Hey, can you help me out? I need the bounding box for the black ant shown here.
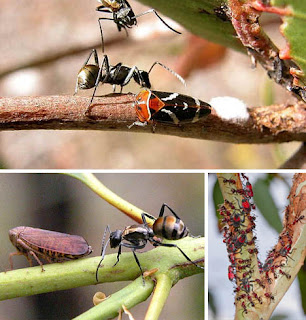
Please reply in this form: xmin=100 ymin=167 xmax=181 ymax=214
xmin=95 ymin=203 xmax=204 ymax=283
xmin=74 ymin=49 xmax=185 ymax=106
xmin=96 ymin=0 xmax=181 ymax=51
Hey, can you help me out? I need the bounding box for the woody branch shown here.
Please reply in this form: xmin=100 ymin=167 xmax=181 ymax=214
xmin=0 ymin=95 xmax=305 ymax=143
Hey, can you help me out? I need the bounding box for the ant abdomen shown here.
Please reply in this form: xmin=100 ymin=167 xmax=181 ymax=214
xmin=153 ymin=215 xmax=189 ymax=240
xmin=77 ymin=65 xmax=99 ymax=90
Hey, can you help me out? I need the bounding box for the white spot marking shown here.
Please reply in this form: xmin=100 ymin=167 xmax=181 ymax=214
xmin=209 ymin=96 xmax=249 ymax=122
xmin=161 ymin=109 xmax=179 ymax=124
xmin=194 ymin=98 xmax=200 ymax=106
xmin=183 ymin=102 xmax=188 ymax=110
xmin=161 ymin=93 xmax=179 ymax=101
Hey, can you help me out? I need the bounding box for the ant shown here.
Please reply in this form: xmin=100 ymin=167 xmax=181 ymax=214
xmin=75 ymin=49 xmax=185 ymax=107
xmin=96 ymin=0 xmax=181 ymax=51
xmin=95 ymin=203 xmax=204 ymax=283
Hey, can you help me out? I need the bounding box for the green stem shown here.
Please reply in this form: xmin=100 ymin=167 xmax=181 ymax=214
xmin=145 ymin=273 xmax=173 ymax=320
xmin=0 ymin=237 xmax=204 ymax=301
xmin=64 ymin=173 xmax=155 ymax=225
xmin=74 ymin=277 xmax=155 ymax=320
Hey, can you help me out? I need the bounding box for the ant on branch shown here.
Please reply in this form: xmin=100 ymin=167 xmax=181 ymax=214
xmin=74 ymin=49 xmax=185 ymax=107
xmin=95 ymin=203 xmax=204 ymax=283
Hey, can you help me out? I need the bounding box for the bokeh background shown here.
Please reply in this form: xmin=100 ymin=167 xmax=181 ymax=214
xmin=0 ymin=172 xmax=204 ymax=320
xmin=0 ymin=0 xmax=301 ymax=169
xmin=208 ymin=173 xmax=305 ymax=320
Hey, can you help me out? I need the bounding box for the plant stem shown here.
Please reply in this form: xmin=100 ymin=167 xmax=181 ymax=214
xmin=65 ymin=173 xmax=153 ymax=224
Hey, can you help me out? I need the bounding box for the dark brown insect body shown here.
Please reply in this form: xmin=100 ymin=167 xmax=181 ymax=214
xmin=9 ymin=226 xmax=92 ymax=271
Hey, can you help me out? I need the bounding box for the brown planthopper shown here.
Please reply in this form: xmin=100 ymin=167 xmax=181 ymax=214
xmin=9 ymin=226 xmax=92 ymax=271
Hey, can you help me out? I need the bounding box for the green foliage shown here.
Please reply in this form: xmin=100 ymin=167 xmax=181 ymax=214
xmin=253 ymin=176 xmax=283 ymax=233
xmin=137 ymin=0 xmax=243 ymax=51
xmin=272 ymin=0 xmax=306 ymax=83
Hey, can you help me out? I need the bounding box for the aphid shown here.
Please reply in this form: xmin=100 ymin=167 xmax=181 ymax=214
xmin=228 ymin=265 xmax=236 ymax=281
xmin=129 ymin=89 xmax=211 ymax=128
xmin=96 ymin=0 xmax=181 ymax=51
xmin=248 ymin=248 xmax=258 ymax=255
xmin=9 ymin=226 xmax=92 ymax=271
xmin=279 ymin=269 xmax=291 ymax=279
xmin=225 ymin=200 xmax=236 ymax=210
xmin=241 ymin=301 xmax=248 ymax=315
xmin=254 ymin=278 xmax=265 ymax=289
xmin=230 ymin=211 xmax=245 ymax=229
xmin=219 ymin=177 xmax=236 ymax=185
xmin=247 ymin=295 xmax=255 ymax=307
xmin=252 ymin=292 xmax=262 ymax=304
xmin=75 ymin=49 xmax=185 ymax=106
xmin=245 ymin=182 xmax=254 ymax=198
xmin=95 ymin=203 xmax=204 ymax=282
xmin=264 ymin=292 xmax=275 ymax=302
xmin=291 ymin=215 xmax=305 ymax=226
xmin=231 ymin=188 xmax=247 ymax=197
xmin=237 ymin=293 xmax=246 ymax=301
xmin=239 ymin=275 xmax=253 ymax=293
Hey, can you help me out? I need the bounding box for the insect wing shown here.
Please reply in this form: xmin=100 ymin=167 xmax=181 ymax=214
xmin=20 ymin=227 xmax=91 ymax=257
xmin=150 ymin=91 xmax=211 ymax=124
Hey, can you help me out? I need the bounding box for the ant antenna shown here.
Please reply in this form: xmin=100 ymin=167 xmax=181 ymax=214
xmin=148 ymin=62 xmax=186 ymax=87
xmin=135 ymin=9 xmax=181 ymax=34
xmin=96 ymin=225 xmax=111 ymax=282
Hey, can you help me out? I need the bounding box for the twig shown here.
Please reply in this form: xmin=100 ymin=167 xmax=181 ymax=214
xmin=279 ymin=143 xmax=306 ymax=169
xmin=0 ymin=95 xmax=305 ymax=143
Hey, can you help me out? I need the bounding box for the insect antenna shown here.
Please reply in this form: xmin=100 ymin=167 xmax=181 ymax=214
xmin=134 ymin=9 xmax=181 ymax=34
xmin=147 ymin=62 xmax=186 ymax=87
xmin=96 ymin=225 xmax=112 ymax=282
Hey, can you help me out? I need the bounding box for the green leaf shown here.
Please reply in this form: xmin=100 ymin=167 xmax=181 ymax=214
xmin=253 ymin=178 xmax=283 ymax=233
xmin=137 ymin=0 xmax=243 ymax=51
xmin=213 ymin=177 xmax=223 ymax=223
xmin=271 ymin=0 xmax=306 ymax=83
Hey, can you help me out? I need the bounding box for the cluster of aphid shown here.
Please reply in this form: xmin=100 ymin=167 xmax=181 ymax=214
xmin=74 ymin=0 xmax=212 ymax=127
xmin=219 ymin=174 xmax=302 ymax=315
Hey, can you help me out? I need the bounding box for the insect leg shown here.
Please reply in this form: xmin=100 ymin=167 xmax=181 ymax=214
xmin=8 ymin=251 xmax=30 ymax=270
xmin=122 ymin=65 xmax=138 ymax=87
xmin=96 ymin=225 xmax=111 ymax=282
xmin=151 ymin=239 xmax=204 ymax=269
xmin=134 ymin=9 xmax=181 ymax=34
xmin=88 ymin=54 xmax=110 ymax=107
xmin=147 ymin=61 xmax=186 ymax=86
xmin=158 ymin=203 xmax=181 ymax=219
xmin=15 ymin=238 xmax=45 ymax=271
xmin=131 ymin=249 xmax=145 ymax=285
xmin=119 ymin=242 xmax=147 ymax=285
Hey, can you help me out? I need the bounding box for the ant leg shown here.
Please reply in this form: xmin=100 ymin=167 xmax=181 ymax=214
xmin=121 ymin=65 xmax=138 ymax=87
xmin=147 ymin=62 xmax=186 ymax=87
xmin=89 ymin=55 xmax=110 ymax=106
xmin=158 ymin=203 xmax=181 ymax=219
xmin=151 ymin=239 xmax=204 ymax=269
xmin=134 ymin=9 xmax=181 ymax=34
xmin=113 ymin=244 xmax=122 ymax=266
xmin=131 ymin=249 xmax=145 ymax=285
xmin=98 ymin=18 xmax=106 ymax=53
xmin=96 ymin=225 xmax=111 ymax=282
xmin=141 ymin=213 xmax=156 ymax=226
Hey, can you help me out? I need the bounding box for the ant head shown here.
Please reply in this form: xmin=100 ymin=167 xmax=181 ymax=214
xmin=109 ymin=229 xmax=122 ymax=248
xmin=134 ymin=71 xmax=151 ymax=88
